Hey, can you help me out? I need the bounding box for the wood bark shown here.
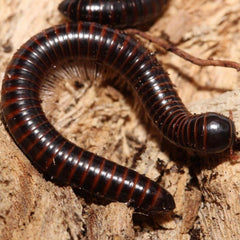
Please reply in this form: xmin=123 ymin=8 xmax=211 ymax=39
xmin=1 ymin=0 xmax=240 ymax=239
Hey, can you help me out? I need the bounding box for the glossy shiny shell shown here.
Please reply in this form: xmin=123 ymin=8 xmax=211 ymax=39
xmin=58 ymin=0 xmax=169 ymax=28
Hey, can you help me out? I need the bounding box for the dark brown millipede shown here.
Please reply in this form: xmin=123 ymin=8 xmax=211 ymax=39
xmin=58 ymin=0 xmax=169 ymax=28
xmin=1 ymin=0 xmax=236 ymax=213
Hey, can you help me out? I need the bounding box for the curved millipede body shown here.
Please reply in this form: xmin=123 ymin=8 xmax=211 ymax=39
xmin=58 ymin=0 xmax=169 ymax=28
xmin=1 ymin=5 xmax=236 ymax=213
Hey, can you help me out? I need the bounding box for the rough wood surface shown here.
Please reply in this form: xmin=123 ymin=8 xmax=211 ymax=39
xmin=1 ymin=0 xmax=240 ymax=239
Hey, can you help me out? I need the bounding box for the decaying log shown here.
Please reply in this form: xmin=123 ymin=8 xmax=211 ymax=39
xmin=1 ymin=0 xmax=240 ymax=239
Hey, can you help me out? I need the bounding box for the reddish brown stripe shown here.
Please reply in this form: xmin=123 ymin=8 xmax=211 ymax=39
xmin=12 ymin=54 xmax=45 ymax=74
xmin=151 ymin=95 xmax=177 ymax=119
xmin=67 ymin=148 xmax=84 ymax=184
xmin=90 ymin=158 xmax=106 ymax=191
xmin=137 ymin=178 xmax=151 ymax=207
xmin=41 ymin=139 xmax=67 ymax=168
xmin=4 ymin=103 xmax=40 ymax=121
xmin=148 ymin=185 xmax=162 ymax=210
xmin=33 ymin=35 xmax=55 ymax=65
xmin=2 ymin=85 xmax=38 ymax=95
xmin=126 ymin=173 xmax=139 ymax=201
xmin=115 ymin=168 xmax=129 ymax=200
xmin=55 ymin=145 xmax=75 ymax=178
xmin=18 ymin=119 xmax=49 ymax=144
xmin=109 ymin=35 xmax=131 ymax=68
xmin=136 ymin=76 xmax=169 ymax=94
xmin=11 ymin=112 xmax=44 ymax=133
xmin=102 ymin=163 xmax=117 ymax=195
xmin=79 ymin=153 xmax=95 ymax=187
xmin=66 ymin=23 xmax=74 ymax=58
xmin=7 ymin=64 xmax=42 ymax=80
xmin=26 ymin=127 xmax=54 ymax=153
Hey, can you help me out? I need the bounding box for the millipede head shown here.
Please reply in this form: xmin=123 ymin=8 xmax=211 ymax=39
xmin=198 ymin=112 xmax=236 ymax=153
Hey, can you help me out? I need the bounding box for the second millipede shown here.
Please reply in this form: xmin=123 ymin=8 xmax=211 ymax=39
xmin=58 ymin=0 xmax=169 ymax=28
xmin=1 ymin=0 xmax=237 ymax=214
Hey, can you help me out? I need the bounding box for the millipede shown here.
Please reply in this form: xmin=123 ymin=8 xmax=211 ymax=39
xmin=0 ymin=0 xmax=236 ymax=214
xmin=58 ymin=0 xmax=169 ymax=28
